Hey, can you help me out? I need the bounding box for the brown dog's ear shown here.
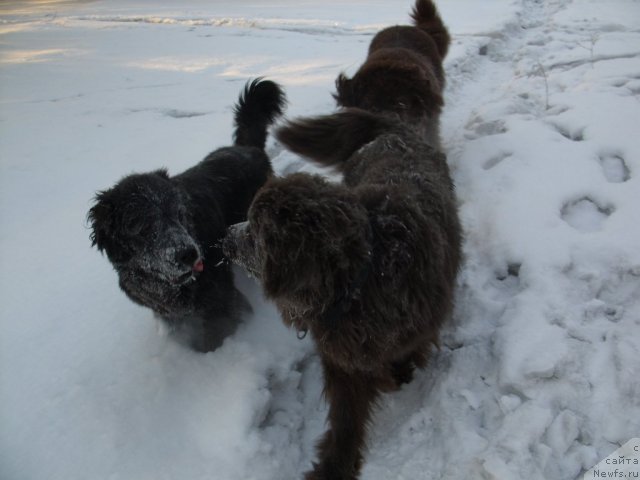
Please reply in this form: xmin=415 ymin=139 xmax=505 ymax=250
xmin=262 ymin=253 xmax=292 ymax=299
xmin=252 ymin=173 xmax=370 ymax=301
xmin=333 ymin=73 xmax=355 ymax=107
xmin=87 ymin=191 xmax=115 ymax=252
xmin=262 ymin=240 xmax=328 ymax=301
xmin=259 ymin=218 xmax=312 ymax=299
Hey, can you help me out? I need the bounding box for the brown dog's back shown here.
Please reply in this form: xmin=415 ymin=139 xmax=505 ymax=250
xmin=333 ymin=0 xmax=450 ymax=120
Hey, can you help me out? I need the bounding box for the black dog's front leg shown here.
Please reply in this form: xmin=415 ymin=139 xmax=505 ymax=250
xmin=306 ymin=359 xmax=380 ymax=480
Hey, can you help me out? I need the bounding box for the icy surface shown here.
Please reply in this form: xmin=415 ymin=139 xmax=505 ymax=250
xmin=1 ymin=1 xmax=639 ymax=479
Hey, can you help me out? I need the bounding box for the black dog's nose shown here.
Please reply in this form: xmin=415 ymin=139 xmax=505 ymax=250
xmin=176 ymin=246 xmax=200 ymax=267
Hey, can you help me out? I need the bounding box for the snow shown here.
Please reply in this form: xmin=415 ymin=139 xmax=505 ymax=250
xmin=1 ymin=1 xmax=639 ymax=479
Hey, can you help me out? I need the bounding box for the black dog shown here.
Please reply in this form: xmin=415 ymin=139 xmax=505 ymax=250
xmin=223 ymin=2 xmax=459 ymax=479
xmin=88 ymin=79 xmax=286 ymax=352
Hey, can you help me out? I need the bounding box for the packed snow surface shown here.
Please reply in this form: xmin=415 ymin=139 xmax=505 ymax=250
xmin=1 ymin=1 xmax=639 ymax=479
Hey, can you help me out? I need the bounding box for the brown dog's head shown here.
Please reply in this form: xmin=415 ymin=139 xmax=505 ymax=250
xmin=334 ymin=23 xmax=447 ymax=118
xmin=223 ymin=173 xmax=371 ymax=309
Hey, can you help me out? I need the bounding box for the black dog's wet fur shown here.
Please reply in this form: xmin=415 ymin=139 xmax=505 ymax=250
xmin=88 ymin=79 xmax=285 ymax=352
xmin=224 ymin=2 xmax=460 ymax=479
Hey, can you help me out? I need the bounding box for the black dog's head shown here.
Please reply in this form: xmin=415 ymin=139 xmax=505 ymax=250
xmin=88 ymin=169 xmax=204 ymax=315
xmin=223 ymin=173 xmax=371 ymax=310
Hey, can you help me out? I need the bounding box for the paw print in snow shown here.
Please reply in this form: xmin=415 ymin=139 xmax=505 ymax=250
xmin=561 ymin=196 xmax=614 ymax=232
xmin=598 ymin=153 xmax=630 ymax=183
xmin=552 ymin=123 xmax=585 ymax=142
xmin=482 ymin=152 xmax=513 ymax=170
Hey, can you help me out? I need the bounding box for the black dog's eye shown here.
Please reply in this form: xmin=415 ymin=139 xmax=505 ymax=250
xmin=123 ymin=218 xmax=142 ymax=236
xmin=175 ymin=205 xmax=189 ymax=225
xmin=122 ymin=212 xmax=150 ymax=236
xmin=108 ymin=245 xmax=133 ymax=265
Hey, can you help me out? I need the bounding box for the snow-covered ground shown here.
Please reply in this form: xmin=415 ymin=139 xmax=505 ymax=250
xmin=1 ymin=1 xmax=639 ymax=479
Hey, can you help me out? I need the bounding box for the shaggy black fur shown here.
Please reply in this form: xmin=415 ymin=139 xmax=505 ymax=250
xmin=88 ymin=79 xmax=286 ymax=352
xmin=223 ymin=2 xmax=460 ymax=479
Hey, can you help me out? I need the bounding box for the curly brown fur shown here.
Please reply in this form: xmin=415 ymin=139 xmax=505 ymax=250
xmin=224 ymin=2 xmax=457 ymax=478
xmin=88 ymin=79 xmax=285 ymax=352
xmin=225 ymin=135 xmax=461 ymax=479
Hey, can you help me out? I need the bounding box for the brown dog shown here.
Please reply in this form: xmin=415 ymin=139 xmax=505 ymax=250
xmin=223 ymin=1 xmax=459 ymax=479
xmin=335 ymin=0 xmax=448 ymax=120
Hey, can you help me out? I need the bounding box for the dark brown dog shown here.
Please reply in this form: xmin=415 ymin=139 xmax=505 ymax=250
xmin=223 ymin=1 xmax=459 ymax=479
xmin=335 ymin=0 xmax=448 ymax=117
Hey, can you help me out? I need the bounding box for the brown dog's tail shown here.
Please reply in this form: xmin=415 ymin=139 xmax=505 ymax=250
xmin=411 ymin=0 xmax=450 ymax=59
xmin=276 ymin=109 xmax=393 ymax=167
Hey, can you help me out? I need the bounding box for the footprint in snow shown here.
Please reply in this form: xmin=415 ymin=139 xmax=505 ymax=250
xmin=598 ymin=153 xmax=631 ymax=183
xmin=545 ymin=105 xmax=570 ymax=116
xmin=162 ymin=109 xmax=207 ymax=119
xmin=464 ymin=118 xmax=507 ymax=140
xmin=482 ymin=152 xmax=513 ymax=170
xmin=561 ymin=197 xmax=614 ymax=232
xmin=552 ymin=123 xmax=585 ymax=142
xmin=489 ymin=262 xmax=524 ymax=299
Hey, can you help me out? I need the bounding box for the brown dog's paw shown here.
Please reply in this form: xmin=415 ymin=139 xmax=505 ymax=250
xmin=392 ymin=359 xmax=416 ymax=386
xmin=304 ymin=464 xmax=327 ymax=480
xmin=304 ymin=468 xmax=322 ymax=480
xmin=384 ymin=350 xmax=430 ymax=391
xmin=304 ymin=464 xmax=358 ymax=480
xmin=304 ymin=465 xmax=358 ymax=480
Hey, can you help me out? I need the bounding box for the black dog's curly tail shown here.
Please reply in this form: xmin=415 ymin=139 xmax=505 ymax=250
xmin=276 ymin=108 xmax=394 ymax=168
xmin=233 ymin=78 xmax=286 ymax=150
xmin=411 ymin=0 xmax=450 ymax=59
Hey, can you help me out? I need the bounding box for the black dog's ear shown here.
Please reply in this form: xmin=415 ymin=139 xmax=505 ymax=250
xmin=333 ymin=73 xmax=355 ymax=107
xmin=153 ymin=168 xmax=169 ymax=179
xmin=87 ymin=191 xmax=115 ymax=252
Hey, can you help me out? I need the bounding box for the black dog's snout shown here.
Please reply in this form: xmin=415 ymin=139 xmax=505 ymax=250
xmin=176 ymin=246 xmax=200 ymax=267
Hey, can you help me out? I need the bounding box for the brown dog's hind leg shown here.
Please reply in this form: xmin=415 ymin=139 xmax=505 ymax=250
xmin=305 ymin=360 xmax=380 ymax=480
